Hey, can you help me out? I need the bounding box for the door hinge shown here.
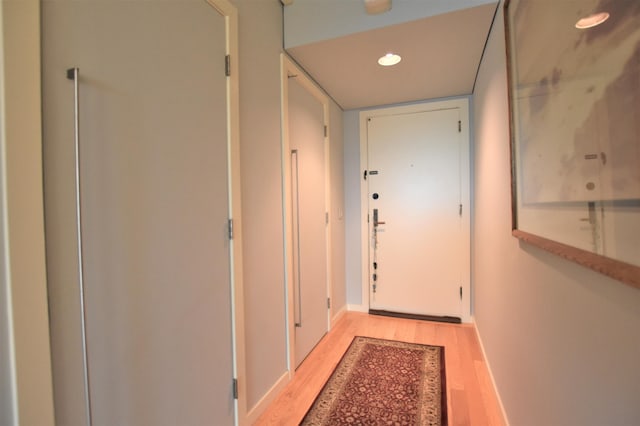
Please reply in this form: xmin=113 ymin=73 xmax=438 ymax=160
xmin=324 ymin=125 xmax=328 ymax=138
xmin=458 ymin=120 xmax=461 ymax=132
xmin=364 ymin=170 xmax=367 ymax=180
xmin=325 ymin=212 xmax=329 ymax=224
xmin=225 ymin=55 xmax=231 ymax=77
xmin=232 ymin=378 xmax=238 ymax=399
xmin=228 ymin=218 xmax=234 ymax=240
xmin=327 ymin=297 xmax=331 ymax=309
xmin=459 ymin=204 xmax=462 ymax=217
xmin=460 ymin=286 xmax=463 ymax=300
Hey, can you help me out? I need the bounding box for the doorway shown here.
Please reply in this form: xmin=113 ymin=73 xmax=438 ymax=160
xmin=281 ymin=55 xmax=332 ymax=369
xmin=360 ymin=99 xmax=471 ymax=322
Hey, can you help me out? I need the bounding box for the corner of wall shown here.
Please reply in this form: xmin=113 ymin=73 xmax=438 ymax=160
xmin=470 ymin=317 xmax=510 ymax=425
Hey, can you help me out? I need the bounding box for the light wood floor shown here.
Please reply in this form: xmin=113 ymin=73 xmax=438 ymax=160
xmin=254 ymin=312 xmax=505 ymax=426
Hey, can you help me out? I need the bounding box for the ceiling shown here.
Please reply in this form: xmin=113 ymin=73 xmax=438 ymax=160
xmin=285 ymin=2 xmax=499 ymax=110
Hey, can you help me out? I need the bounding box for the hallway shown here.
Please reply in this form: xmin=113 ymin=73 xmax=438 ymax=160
xmin=3 ymin=2 xmax=640 ymax=425
xmin=256 ymin=312 xmax=505 ymax=425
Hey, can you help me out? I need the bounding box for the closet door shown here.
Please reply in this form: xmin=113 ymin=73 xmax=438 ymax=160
xmin=42 ymin=1 xmax=234 ymax=425
xmin=288 ymin=77 xmax=329 ymax=368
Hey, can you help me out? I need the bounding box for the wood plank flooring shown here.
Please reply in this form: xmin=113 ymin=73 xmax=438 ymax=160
xmin=253 ymin=312 xmax=505 ymax=426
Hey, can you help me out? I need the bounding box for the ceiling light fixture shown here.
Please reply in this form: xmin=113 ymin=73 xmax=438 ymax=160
xmin=364 ymin=0 xmax=391 ymax=15
xmin=575 ymin=12 xmax=610 ymax=29
xmin=378 ymin=53 xmax=401 ymax=66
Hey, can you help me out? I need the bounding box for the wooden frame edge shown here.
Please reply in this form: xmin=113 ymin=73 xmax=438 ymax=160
xmin=512 ymin=230 xmax=640 ymax=289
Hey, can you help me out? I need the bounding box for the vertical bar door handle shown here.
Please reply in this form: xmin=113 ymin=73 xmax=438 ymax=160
xmin=67 ymin=67 xmax=93 ymax=426
xmin=291 ymin=149 xmax=303 ymax=328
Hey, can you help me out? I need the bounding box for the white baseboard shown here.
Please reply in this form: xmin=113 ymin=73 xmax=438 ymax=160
xmin=471 ymin=317 xmax=510 ymax=426
xmin=346 ymin=303 xmax=369 ymax=313
xmin=331 ymin=305 xmax=347 ymax=327
xmin=243 ymin=306 xmax=362 ymax=424
xmin=244 ymin=371 xmax=290 ymax=425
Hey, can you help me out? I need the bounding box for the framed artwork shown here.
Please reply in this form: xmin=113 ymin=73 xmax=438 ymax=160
xmin=504 ymin=0 xmax=640 ymax=288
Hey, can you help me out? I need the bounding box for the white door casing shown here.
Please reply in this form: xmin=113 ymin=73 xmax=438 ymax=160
xmin=359 ymin=99 xmax=471 ymax=322
xmin=42 ymin=1 xmax=245 ymax=424
xmin=281 ymin=55 xmax=332 ymax=371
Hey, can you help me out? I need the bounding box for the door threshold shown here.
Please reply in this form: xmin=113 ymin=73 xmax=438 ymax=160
xmin=369 ymin=309 xmax=461 ymax=324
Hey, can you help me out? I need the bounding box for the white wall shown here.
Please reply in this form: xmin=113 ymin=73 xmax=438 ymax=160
xmin=473 ymin=3 xmax=640 ymax=425
xmin=329 ymin=99 xmax=346 ymax=316
xmin=236 ymin=0 xmax=288 ymax=412
xmin=344 ymin=110 xmax=363 ymax=306
xmin=237 ymin=0 xmax=346 ymax=415
xmin=0 ymin=1 xmax=55 ymax=425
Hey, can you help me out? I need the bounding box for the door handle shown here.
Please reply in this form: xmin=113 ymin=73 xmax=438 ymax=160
xmin=373 ymin=208 xmax=385 ymax=226
xmin=67 ymin=67 xmax=94 ymax=426
xmin=291 ymin=149 xmax=302 ymax=328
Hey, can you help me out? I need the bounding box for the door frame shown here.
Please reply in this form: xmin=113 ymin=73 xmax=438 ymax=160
xmin=280 ymin=54 xmax=332 ymax=373
xmin=206 ymin=1 xmax=248 ymax=424
xmin=359 ymin=98 xmax=471 ymax=322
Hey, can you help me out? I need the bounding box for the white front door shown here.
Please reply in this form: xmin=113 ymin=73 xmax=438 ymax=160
xmin=42 ymin=1 xmax=235 ymax=424
xmin=287 ymin=75 xmax=329 ymax=368
xmin=364 ymin=101 xmax=470 ymax=320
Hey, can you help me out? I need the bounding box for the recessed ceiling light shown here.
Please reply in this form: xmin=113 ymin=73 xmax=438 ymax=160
xmin=364 ymin=0 xmax=392 ymax=15
xmin=378 ymin=53 xmax=401 ymax=67
xmin=575 ymin=12 xmax=610 ymax=29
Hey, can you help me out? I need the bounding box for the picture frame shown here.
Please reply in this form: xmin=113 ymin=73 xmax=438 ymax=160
xmin=503 ymin=0 xmax=640 ymax=289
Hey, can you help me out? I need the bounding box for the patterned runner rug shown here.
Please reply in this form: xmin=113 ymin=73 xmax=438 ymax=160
xmin=301 ymin=336 xmax=447 ymax=425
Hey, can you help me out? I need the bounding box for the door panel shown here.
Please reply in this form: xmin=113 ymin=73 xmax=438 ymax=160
xmin=42 ymin=2 xmax=234 ymax=425
xmin=288 ymin=78 xmax=328 ymax=368
xmin=367 ymin=108 xmax=463 ymax=317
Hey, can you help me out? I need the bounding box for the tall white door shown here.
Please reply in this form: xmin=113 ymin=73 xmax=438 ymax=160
xmin=42 ymin=2 xmax=235 ymax=425
xmin=366 ymin=105 xmax=469 ymax=319
xmin=288 ymin=77 xmax=329 ymax=368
